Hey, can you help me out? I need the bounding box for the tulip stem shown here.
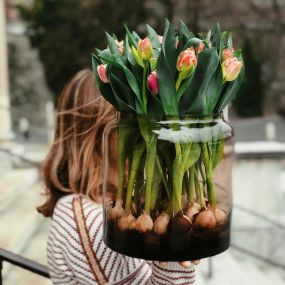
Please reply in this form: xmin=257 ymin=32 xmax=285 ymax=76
xmin=117 ymin=125 xmax=131 ymax=200
xmin=144 ymin=138 xmax=157 ymax=215
xmin=201 ymin=142 xmax=216 ymax=208
xmin=194 ymin=167 xmax=206 ymax=209
xmin=155 ymin=155 xmax=170 ymax=200
xmin=175 ymin=73 xmax=183 ymax=92
xmin=188 ymin=166 xmax=195 ymax=205
xmin=125 ymin=143 xmax=145 ymax=213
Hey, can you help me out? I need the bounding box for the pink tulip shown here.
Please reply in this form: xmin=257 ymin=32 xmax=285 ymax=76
xmin=223 ymin=48 xmax=234 ymax=61
xmin=97 ymin=64 xmax=109 ymax=83
xmin=198 ymin=42 xmax=205 ymax=53
xmin=138 ymin=37 xmax=153 ymax=60
xmin=176 ymin=48 xmax=197 ymax=72
xmin=148 ymin=71 xmax=159 ymax=94
xmin=222 ymin=57 xmax=242 ymax=82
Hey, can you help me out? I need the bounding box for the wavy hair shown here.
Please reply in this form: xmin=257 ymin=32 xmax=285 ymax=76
xmin=37 ymin=69 xmax=115 ymax=217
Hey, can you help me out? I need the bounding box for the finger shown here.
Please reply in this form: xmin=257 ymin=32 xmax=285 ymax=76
xmin=179 ymin=261 xmax=192 ymax=268
xmin=158 ymin=261 xmax=167 ymax=266
xmin=191 ymin=260 xmax=201 ymax=265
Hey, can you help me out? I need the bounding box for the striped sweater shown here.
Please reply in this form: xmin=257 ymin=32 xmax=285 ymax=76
xmin=47 ymin=194 xmax=196 ymax=284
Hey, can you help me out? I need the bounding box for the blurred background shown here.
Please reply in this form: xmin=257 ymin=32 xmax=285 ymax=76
xmin=0 ymin=0 xmax=285 ymax=284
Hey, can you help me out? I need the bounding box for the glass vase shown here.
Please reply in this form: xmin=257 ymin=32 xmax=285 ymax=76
xmin=102 ymin=112 xmax=233 ymax=260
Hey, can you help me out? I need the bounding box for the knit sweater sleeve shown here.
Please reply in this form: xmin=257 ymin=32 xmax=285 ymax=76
xmin=47 ymin=194 xmax=195 ymax=285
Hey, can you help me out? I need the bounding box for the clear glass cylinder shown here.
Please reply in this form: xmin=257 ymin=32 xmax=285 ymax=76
xmin=103 ymin=112 xmax=233 ymax=260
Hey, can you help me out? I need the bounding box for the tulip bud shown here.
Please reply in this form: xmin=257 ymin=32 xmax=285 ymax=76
xmin=198 ymin=42 xmax=205 ymax=53
xmin=115 ymin=40 xmax=124 ymax=54
xmin=138 ymin=38 xmax=153 ymax=60
xmin=147 ymin=71 xmax=159 ymax=95
xmin=176 ymin=48 xmax=197 ymax=73
xmin=222 ymin=48 xmax=234 ymax=61
xmin=97 ymin=64 xmax=109 ymax=83
xmin=222 ymin=57 xmax=242 ymax=82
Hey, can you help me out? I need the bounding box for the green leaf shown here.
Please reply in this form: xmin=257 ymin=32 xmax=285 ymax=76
xmin=147 ymin=24 xmax=161 ymax=49
xmin=162 ymin=19 xmax=177 ymax=76
xmin=205 ymin=30 xmax=211 ymax=45
xmin=147 ymin=91 xmax=163 ymax=115
xmin=135 ymin=99 xmax=144 ymax=114
xmin=177 ymin=20 xmax=195 ymax=55
xmin=215 ymin=63 xmax=245 ymax=112
xmin=98 ymin=49 xmax=113 ymax=64
xmin=180 ymin=49 xmax=220 ymax=115
xmin=127 ymin=52 xmax=137 ymax=66
xmin=157 ymin=51 xmax=178 ymax=115
xmin=212 ymin=140 xmax=224 ymax=169
xmin=184 ymin=144 xmax=201 ymax=170
xmin=123 ymin=66 xmax=142 ymax=105
xmin=132 ymin=31 xmax=141 ymax=42
xmin=205 ymin=64 xmax=223 ymax=113
xmin=105 ymin=32 xmax=124 ymax=65
xmin=233 ymin=49 xmax=242 ymax=58
xmin=178 ymin=20 xmax=192 ymax=38
xmin=110 ymin=73 xmax=135 ymax=107
xmin=123 ymin=35 xmax=129 ymax=58
xmin=124 ymin=24 xmax=138 ymax=48
xmin=91 ymin=54 xmax=118 ymax=108
xmin=131 ymin=46 xmax=144 ymax=67
xmin=227 ymin=33 xmax=233 ymax=50
xmin=98 ymin=54 xmax=123 ymax=69
xmin=198 ymin=33 xmax=205 ymax=40
xmin=178 ymin=75 xmax=192 ymax=100
xmin=183 ymin=37 xmax=203 ymax=50
xmin=109 ymin=74 xmax=136 ymax=112
xmin=98 ymin=54 xmax=143 ymax=106
xmin=213 ymin=23 xmax=223 ymax=61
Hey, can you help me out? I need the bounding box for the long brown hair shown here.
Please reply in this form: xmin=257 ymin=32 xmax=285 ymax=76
xmin=38 ymin=69 xmax=115 ymax=217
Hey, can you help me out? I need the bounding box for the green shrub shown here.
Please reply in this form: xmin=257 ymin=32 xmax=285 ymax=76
xmin=233 ymin=39 xmax=263 ymax=117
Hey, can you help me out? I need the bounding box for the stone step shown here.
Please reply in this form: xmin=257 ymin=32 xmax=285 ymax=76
xmin=0 ymin=167 xmax=39 ymax=213
xmin=3 ymin=219 xmax=51 ymax=285
xmin=0 ymin=180 xmax=44 ymax=251
xmin=198 ymin=250 xmax=284 ymax=285
xmin=0 ymin=152 xmax=13 ymax=177
xmin=0 ymin=177 xmax=51 ymax=284
xmin=231 ymin=249 xmax=285 ymax=285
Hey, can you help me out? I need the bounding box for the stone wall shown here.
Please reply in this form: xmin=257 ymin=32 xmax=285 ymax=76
xmin=7 ymin=21 xmax=52 ymax=129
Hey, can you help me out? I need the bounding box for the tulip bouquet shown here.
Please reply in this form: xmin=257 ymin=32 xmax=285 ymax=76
xmin=92 ymin=20 xmax=244 ymax=260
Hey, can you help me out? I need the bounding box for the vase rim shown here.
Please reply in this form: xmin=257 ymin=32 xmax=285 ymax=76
xmin=117 ymin=111 xmax=225 ymax=120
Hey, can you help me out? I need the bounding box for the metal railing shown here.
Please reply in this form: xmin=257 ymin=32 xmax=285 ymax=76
xmin=0 ymin=248 xmax=50 ymax=284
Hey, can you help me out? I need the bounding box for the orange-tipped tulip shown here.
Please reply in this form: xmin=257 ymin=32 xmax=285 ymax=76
xmin=222 ymin=57 xmax=242 ymax=82
xmin=138 ymin=38 xmax=153 ymax=60
xmin=223 ymin=48 xmax=234 ymax=61
xmin=176 ymin=48 xmax=197 ymax=73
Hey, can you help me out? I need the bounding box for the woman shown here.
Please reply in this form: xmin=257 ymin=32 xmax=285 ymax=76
xmin=38 ymin=69 xmax=199 ymax=284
